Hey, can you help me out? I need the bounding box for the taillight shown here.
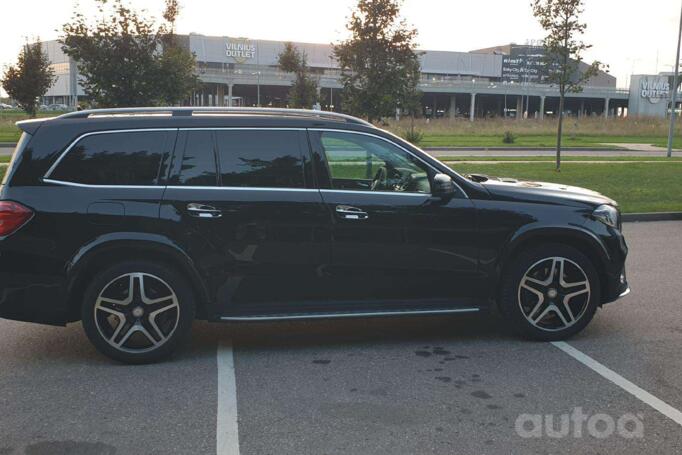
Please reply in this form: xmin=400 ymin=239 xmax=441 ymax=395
xmin=0 ymin=201 xmax=33 ymax=237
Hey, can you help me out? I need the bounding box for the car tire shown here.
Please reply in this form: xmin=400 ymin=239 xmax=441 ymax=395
xmin=81 ymin=261 xmax=196 ymax=364
xmin=499 ymin=244 xmax=601 ymax=341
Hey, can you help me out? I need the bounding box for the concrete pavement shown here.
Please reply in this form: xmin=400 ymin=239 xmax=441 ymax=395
xmin=0 ymin=221 xmax=681 ymax=454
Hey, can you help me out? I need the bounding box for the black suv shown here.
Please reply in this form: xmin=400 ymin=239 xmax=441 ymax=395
xmin=0 ymin=107 xmax=629 ymax=363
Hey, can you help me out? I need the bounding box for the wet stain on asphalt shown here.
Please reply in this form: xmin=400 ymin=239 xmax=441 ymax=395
xmin=312 ymin=359 xmax=331 ymax=365
xmin=471 ymin=390 xmax=492 ymax=399
xmin=435 ymin=376 xmax=452 ymax=383
xmin=513 ymin=393 xmax=526 ymax=398
xmin=486 ymin=404 xmax=502 ymax=410
xmin=25 ymin=441 xmax=117 ymax=455
xmin=415 ymin=350 xmax=432 ymax=357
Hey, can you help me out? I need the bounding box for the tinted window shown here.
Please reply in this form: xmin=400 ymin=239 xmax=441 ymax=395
xmin=50 ymin=131 xmax=170 ymax=185
xmin=215 ymin=130 xmax=305 ymax=188
xmin=320 ymin=132 xmax=431 ymax=194
xmin=177 ymin=131 xmax=217 ymax=186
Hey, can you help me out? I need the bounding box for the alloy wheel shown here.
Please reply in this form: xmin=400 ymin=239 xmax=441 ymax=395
xmin=94 ymin=273 xmax=180 ymax=354
xmin=517 ymin=257 xmax=591 ymax=332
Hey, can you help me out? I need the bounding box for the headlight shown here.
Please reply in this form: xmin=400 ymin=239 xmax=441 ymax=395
xmin=593 ymin=204 xmax=619 ymax=228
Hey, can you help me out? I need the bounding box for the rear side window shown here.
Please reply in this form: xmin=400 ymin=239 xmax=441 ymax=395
xmin=215 ymin=130 xmax=306 ymax=188
xmin=49 ymin=130 xmax=171 ymax=185
xmin=177 ymin=130 xmax=218 ymax=186
xmin=1 ymin=132 xmax=31 ymax=185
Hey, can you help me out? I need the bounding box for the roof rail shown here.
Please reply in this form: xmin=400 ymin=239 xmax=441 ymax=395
xmin=58 ymin=106 xmax=373 ymax=126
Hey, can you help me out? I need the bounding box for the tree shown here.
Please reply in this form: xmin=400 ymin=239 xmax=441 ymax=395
xmin=277 ymin=42 xmax=318 ymax=109
xmin=60 ymin=0 xmax=198 ymax=107
xmin=532 ymin=0 xmax=605 ymax=171
xmin=334 ymin=0 xmax=421 ymax=123
xmin=1 ymin=40 xmax=56 ymax=117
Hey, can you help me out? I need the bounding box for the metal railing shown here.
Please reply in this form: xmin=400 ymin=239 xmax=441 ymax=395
xmin=195 ymin=67 xmax=629 ymax=98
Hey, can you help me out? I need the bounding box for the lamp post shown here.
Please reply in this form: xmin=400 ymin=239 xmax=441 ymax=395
xmin=668 ymin=1 xmax=682 ymax=157
xmin=252 ymin=71 xmax=261 ymax=106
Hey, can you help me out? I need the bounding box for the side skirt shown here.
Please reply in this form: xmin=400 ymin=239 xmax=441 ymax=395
xmin=218 ymin=307 xmax=481 ymax=322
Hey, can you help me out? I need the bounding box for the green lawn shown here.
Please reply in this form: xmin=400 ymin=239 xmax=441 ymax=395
xmin=441 ymin=156 xmax=682 ymax=162
xmin=0 ymin=161 xmax=679 ymax=213
xmin=448 ymin=162 xmax=682 ymax=213
xmin=421 ymin=134 xmax=682 ymax=149
xmin=327 ymin=159 xmax=682 ymax=213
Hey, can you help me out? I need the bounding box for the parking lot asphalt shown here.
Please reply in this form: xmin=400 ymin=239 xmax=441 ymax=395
xmin=0 ymin=221 xmax=681 ymax=455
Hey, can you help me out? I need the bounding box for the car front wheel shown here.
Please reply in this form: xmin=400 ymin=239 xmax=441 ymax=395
xmin=81 ymin=261 xmax=196 ymax=364
xmin=499 ymin=244 xmax=601 ymax=341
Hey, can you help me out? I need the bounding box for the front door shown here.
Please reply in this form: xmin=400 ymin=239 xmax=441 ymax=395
xmin=161 ymin=128 xmax=331 ymax=318
xmin=309 ymin=130 xmax=480 ymax=310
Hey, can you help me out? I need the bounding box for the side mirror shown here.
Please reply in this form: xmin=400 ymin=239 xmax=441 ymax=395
xmin=432 ymin=173 xmax=456 ymax=197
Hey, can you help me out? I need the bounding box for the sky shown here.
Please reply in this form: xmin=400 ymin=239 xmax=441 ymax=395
xmin=1 ymin=0 xmax=680 ymax=95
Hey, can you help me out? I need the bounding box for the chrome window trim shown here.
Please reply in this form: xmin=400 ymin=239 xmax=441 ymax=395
xmin=42 ymin=178 xmax=165 ymax=189
xmin=43 ymin=128 xmax=178 ymax=182
xmin=310 ymin=128 xmax=468 ymax=198
xmin=320 ymin=189 xmax=428 ymax=197
xmin=42 ymin=127 xmax=467 ymax=197
xmin=166 ymin=185 xmax=318 ymax=192
xmin=43 ymin=127 xmax=308 ymax=188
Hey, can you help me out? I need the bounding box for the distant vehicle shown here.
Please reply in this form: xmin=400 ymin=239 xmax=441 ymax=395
xmin=0 ymin=103 xmax=14 ymax=110
xmin=47 ymin=104 xmax=70 ymax=112
xmin=1 ymin=107 xmax=630 ymax=363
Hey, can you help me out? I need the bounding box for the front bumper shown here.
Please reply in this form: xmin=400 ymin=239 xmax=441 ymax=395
xmin=601 ymin=265 xmax=630 ymax=305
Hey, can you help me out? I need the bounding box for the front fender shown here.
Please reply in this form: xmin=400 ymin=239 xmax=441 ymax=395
xmin=500 ymin=224 xmax=611 ymax=275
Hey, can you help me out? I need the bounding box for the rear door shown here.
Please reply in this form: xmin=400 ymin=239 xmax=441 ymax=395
xmin=309 ymin=129 xmax=480 ymax=310
xmin=161 ymin=128 xmax=332 ymax=318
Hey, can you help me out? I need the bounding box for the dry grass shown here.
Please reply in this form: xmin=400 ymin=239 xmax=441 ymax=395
xmin=384 ymin=116 xmax=680 ymax=138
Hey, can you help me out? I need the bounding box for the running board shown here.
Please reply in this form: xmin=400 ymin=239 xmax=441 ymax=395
xmin=219 ymin=307 xmax=481 ymax=322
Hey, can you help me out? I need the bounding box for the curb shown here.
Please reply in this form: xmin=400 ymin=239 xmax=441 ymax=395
xmin=623 ymin=212 xmax=682 ymax=222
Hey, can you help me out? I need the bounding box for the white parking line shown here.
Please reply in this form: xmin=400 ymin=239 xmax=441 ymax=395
xmin=552 ymin=341 xmax=682 ymax=427
xmin=217 ymin=340 xmax=241 ymax=455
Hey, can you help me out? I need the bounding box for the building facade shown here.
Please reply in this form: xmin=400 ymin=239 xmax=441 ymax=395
xmin=42 ymin=35 xmax=677 ymax=119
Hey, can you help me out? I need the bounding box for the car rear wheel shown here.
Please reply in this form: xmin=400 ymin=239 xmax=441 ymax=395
xmin=81 ymin=261 xmax=195 ymax=364
xmin=499 ymin=244 xmax=600 ymax=341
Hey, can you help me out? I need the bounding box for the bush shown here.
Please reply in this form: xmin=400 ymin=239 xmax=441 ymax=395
xmin=402 ymin=128 xmax=424 ymax=145
xmin=502 ymin=131 xmax=516 ymax=144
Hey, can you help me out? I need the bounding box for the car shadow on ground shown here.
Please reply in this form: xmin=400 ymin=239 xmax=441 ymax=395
xmin=201 ymin=312 xmax=522 ymax=352
xmin=0 ymin=312 xmax=524 ymax=366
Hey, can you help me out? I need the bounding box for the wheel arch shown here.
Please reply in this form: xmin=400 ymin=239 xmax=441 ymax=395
xmin=497 ymin=225 xmax=610 ymax=303
xmin=65 ymin=233 xmax=210 ymax=322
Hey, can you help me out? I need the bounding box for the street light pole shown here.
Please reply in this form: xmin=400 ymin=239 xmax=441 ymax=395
xmin=667 ymin=0 xmax=682 ymax=157
xmin=257 ymin=72 xmax=261 ymax=107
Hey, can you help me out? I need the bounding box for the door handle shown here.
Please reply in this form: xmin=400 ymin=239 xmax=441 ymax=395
xmin=187 ymin=203 xmax=222 ymax=218
xmin=335 ymin=205 xmax=368 ymax=220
